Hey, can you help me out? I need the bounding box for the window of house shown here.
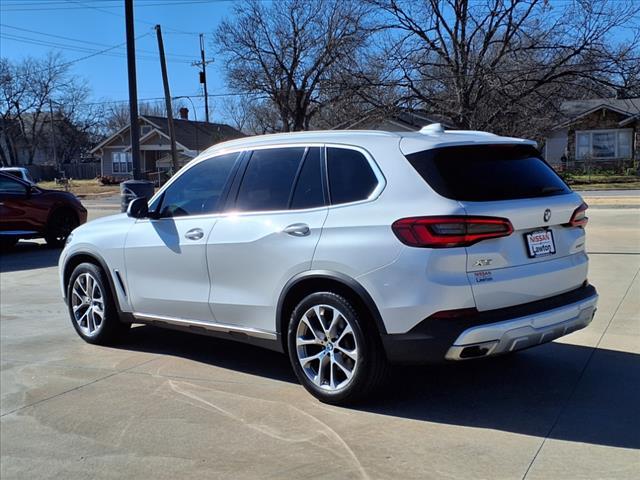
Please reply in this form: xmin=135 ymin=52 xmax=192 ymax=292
xmin=140 ymin=125 xmax=152 ymax=136
xmin=235 ymin=147 xmax=306 ymax=212
xmin=112 ymin=152 xmax=132 ymax=173
xmin=327 ymin=147 xmax=379 ymax=205
xmin=575 ymin=129 xmax=634 ymax=159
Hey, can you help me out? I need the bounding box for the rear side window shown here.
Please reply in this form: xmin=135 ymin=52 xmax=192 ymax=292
xmin=327 ymin=147 xmax=378 ymax=205
xmin=405 ymin=144 xmax=571 ymax=201
xmin=236 ymin=148 xmax=305 ymax=212
xmin=291 ymin=148 xmax=325 ymax=209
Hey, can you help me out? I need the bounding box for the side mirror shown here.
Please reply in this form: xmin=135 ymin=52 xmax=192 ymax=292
xmin=127 ymin=196 xmax=149 ymax=218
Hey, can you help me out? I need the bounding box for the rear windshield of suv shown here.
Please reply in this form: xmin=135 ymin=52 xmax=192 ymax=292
xmin=405 ymin=144 xmax=571 ymax=201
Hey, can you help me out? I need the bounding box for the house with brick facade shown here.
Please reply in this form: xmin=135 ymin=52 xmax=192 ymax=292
xmin=544 ymin=98 xmax=639 ymax=170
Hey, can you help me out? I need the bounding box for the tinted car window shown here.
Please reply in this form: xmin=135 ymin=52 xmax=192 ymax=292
xmin=155 ymin=153 xmax=238 ymax=217
xmin=0 ymin=174 xmax=27 ymax=194
xmin=290 ymin=148 xmax=325 ymax=209
xmin=235 ymin=148 xmax=305 ymax=212
xmin=405 ymin=144 xmax=571 ymax=201
xmin=327 ymin=147 xmax=378 ymax=205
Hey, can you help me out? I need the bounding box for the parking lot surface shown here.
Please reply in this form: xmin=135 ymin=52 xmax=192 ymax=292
xmin=1 ymin=205 xmax=639 ymax=479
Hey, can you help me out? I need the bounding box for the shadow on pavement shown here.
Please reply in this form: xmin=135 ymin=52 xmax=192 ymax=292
xmin=119 ymin=325 xmax=640 ymax=450
xmin=122 ymin=325 xmax=296 ymax=383
xmin=0 ymin=242 xmax=61 ymax=273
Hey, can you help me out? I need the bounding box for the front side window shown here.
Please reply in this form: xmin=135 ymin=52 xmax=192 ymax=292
xmin=575 ymin=129 xmax=633 ymax=159
xmin=153 ymin=152 xmax=239 ymax=217
xmin=235 ymin=147 xmax=306 ymax=212
xmin=327 ymin=147 xmax=378 ymax=205
xmin=0 ymin=174 xmax=27 ymax=194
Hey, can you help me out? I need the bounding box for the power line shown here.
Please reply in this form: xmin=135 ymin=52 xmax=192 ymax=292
xmin=0 ymin=0 xmax=231 ymax=12
xmin=0 ymin=31 xmax=192 ymax=64
xmin=0 ymin=23 xmax=194 ymax=61
xmin=51 ymin=0 xmax=201 ymax=35
xmin=14 ymin=32 xmax=153 ymax=75
xmin=79 ymin=92 xmax=263 ymax=107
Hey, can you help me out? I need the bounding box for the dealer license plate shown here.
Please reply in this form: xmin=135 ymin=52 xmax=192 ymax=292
xmin=525 ymin=229 xmax=556 ymax=258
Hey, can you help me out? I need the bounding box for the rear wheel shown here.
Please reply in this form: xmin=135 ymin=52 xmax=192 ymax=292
xmin=45 ymin=209 xmax=78 ymax=247
xmin=67 ymin=262 xmax=130 ymax=345
xmin=287 ymin=292 xmax=388 ymax=404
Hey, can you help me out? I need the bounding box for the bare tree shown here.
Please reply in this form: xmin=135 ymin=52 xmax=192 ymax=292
xmin=215 ymin=0 xmax=376 ymax=132
xmin=102 ymin=99 xmax=187 ymax=133
xmin=371 ymin=0 xmax=640 ymax=137
xmin=0 ymin=53 xmax=96 ymax=166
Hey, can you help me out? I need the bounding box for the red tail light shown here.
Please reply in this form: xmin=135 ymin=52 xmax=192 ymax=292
xmin=567 ymin=202 xmax=588 ymax=227
xmin=392 ymin=216 xmax=514 ymax=248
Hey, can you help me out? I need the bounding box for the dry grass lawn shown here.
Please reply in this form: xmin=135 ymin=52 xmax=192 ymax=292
xmin=37 ymin=179 xmax=120 ymax=197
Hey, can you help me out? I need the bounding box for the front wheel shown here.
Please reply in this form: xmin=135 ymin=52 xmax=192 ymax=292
xmin=67 ymin=263 xmax=130 ymax=345
xmin=287 ymin=292 xmax=388 ymax=405
xmin=45 ymin=209 xmax=78 ymax=247
xmin=0 ymin=237 xmax=17 ymax=250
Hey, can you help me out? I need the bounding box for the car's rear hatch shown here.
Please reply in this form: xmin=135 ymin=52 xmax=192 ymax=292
xmin=404 ymin=143 xmax=589 ymax=311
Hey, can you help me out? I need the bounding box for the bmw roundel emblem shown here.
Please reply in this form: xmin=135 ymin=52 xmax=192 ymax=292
xmin=543 ymin=209 xmax=552 ymax=222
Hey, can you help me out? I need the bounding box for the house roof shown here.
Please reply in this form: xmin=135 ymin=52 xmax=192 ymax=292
xmin=91 ymin=116 xmax=243 ymax=153
xmin=559 ymin=98 xmax=640 ymax=117
xmin=550 ymin=97 xmax=640 ymax=130
xmin=143 ymin=116 xmax=244 ymax=151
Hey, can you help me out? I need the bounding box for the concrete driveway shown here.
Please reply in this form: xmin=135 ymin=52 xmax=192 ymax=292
xmin=1 ymin=206 xmax=639 ymax=479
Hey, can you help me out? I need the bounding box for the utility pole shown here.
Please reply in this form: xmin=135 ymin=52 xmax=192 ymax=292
xmin=125 ymin=0 xmax=141 ymax=180
xmin=156 ymin=24 xmax=179 ymax=173
xmin=192 ymin=33 xmax=213 ymax=123
xmin=48 ymin=99 xmax=58 ymax=173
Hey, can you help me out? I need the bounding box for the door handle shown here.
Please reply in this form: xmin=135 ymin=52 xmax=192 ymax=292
xmin=185 ymin=228 xmax=204 ymax=241
xmin=283 ymin=223 xmax=310 ymax=237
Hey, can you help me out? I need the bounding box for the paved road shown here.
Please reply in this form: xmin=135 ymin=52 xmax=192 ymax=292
xmin=1 ymin=209 xmax=639 ymax=479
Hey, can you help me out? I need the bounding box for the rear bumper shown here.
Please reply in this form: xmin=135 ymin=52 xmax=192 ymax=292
xmin=381 ymin=284 xmax=597 ymax=364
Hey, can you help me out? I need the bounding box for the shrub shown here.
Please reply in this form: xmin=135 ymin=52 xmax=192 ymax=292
xmin=98 ymin=175 xmax=123 ymax=185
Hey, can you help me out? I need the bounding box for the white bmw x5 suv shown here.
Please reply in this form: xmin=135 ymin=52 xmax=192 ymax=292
xmin=60 ymin=125 xmax=598 ymax=404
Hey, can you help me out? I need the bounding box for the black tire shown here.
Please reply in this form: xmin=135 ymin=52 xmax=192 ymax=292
xmin=45 ymin=208 xmax=78 ymax=247
xmin=0 ymin=237 xmax=18 ymax=250
xmin=287 ymin=292 xmax=388 ymax=405
xmin=67 ymin=262 xmax=130 ymax=345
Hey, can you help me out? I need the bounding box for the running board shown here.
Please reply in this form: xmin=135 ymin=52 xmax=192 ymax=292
xmin=132 ymin=312 xmax=278 ymax=341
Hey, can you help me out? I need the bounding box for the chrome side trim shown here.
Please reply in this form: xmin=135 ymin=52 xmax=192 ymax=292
xmin=132 ymin=312 xmax=278 ymax=341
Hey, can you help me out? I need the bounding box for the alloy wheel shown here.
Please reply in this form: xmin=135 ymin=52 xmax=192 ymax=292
xmin=71 ymin=273 xmax=105 ymax=336
xmin=295 ymin=304 xmax=359 ymax=391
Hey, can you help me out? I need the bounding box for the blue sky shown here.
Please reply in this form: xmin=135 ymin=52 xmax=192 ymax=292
xmin=0 ymin=0 xmax=239 ymax=123
xmin=1 ymin=0 xmax=638 ymax=126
